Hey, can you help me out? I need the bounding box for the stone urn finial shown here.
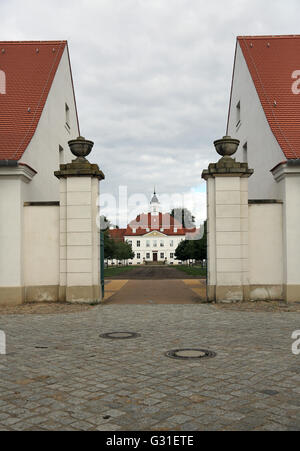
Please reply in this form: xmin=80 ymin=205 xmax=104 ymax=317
xmin=68 ymin=136 xmax=94 ymax=162
xmin=214 ymin=135 xmax=240 ymax=159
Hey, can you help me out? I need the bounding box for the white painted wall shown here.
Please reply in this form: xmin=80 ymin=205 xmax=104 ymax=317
xmin=248 ymin=203 xmax=283 ymax=297
xmin=273 ymin=164 xmax=300 ymax=298
xmin=282 ymin=175 xmax=300 ymax=287
xmin=0 ymin=176 xmax=23 ymax=287
xmin=20 ymin=46 xmax=80 ymax=202
xmin=227 ymin=43 xmax=285 ymax=200
xmin=23 ymin=205 xmax=60 ymax=287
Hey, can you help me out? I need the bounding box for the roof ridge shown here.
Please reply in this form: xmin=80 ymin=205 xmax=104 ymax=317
xmin=0 ymin=40 xmax=67 ymax=44
xmin=237 ymin=35 xmax=300 ymax=40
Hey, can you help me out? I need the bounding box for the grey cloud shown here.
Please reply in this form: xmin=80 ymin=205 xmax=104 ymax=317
xmin=2 ymin=0 xmax=300 ymax=223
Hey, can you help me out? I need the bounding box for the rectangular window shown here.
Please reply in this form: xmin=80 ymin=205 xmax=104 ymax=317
xmin=153 ymin=240 xmax=157 ymax=248
xmin=160 ymin=240 xmax=164 ymax=247
xmin=137 ymin=240 xmax=140 ymax=247
xmin=137 ymin=253 xmax=141 ymax=259
xmin=236 ymin=101 xmax=241 ymax=127
xmin=127 ymin=240 xmax=132 ymax=245
xmin=160 ymin=253 xmax=164 ymax=259
xmin=65 ymin=103 xmax=70 ymax=128
xmin=243 ymin=142 xmax=248 ymax=163
xmin=170 ymin=240 xmax=174 ymax=247
xmin=146 ymin=240 xmax=150 ymax=247
xmin=146 ymin=253 xmax=150 ymax=259
xmin=170 ymin=253 xmax=174 ymax=259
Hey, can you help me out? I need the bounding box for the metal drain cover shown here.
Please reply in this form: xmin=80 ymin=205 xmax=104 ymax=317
xmin=166 ymin=348 xmax=216 ymax=360
xmin=100 ymin=332 xmax=141 ymax=340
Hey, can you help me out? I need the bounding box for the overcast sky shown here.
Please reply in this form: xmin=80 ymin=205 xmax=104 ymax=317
xmin=2 ymin=0 xmax=300 ymax=225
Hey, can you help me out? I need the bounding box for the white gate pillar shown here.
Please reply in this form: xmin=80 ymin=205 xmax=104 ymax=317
xmin=202 ymin=136 xmax=253 ymax=302
xmin=55 ymin=137 xmax=104 ymax=303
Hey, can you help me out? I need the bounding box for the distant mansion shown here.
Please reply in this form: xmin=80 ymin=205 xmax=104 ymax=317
xmin=109 ymin=192 xmax=196 ymax=265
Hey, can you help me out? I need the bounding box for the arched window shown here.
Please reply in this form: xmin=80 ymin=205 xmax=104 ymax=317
xmin=0 ymin=70 xmax=6 ymax=94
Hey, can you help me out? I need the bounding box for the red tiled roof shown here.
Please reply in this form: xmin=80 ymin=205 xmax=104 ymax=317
xmin=0 ymin=41 xmax=77 ymax=161
xmin=108 ymin=229 xmax=127 ymax=241
xmin=237 ymin=35 xmax=300 ymax=159
xmin=109 ymin=213 xmax=196 ymax=238
xmin=130 ymin=213 xmax=182 ymax=230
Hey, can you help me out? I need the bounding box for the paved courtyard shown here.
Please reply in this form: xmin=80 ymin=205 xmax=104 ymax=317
xmin=0 ymin=302 xmax=300 ymax=431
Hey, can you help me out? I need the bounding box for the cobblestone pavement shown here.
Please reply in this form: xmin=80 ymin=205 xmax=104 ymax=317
xmin=0 ymin=303 xmax=300 ymax=431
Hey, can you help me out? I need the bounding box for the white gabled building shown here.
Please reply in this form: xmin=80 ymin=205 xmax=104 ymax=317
xmin=227 ymin=35 xmax=300 ymax=302
xmin=0 ymin=41 xmax=80 ymax=305
xmin=109 ymin=192 xmax=196 ymax=265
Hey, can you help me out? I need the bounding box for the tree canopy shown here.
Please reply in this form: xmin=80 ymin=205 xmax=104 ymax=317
xmin=103 ymin=230 xmax=134 ymax=262
xmin=175 ymin=221 xmax=207 ymax=262
xmin=170 ymin=208 xmax=196 ymax=229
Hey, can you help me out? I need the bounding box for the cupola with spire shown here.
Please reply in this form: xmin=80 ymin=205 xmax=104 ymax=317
xmin=150 ymin=188 xmax=160 ymax=215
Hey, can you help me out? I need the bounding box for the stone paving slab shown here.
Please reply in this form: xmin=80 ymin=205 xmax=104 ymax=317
xmin=0 ymin=304 xmax=300 ymax=430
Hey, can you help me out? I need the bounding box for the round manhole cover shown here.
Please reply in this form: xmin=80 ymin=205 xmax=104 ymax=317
xmin=166 ymin=349 xmax=216 ymax=360
xmin=100 ymin=332 xmax=141 ymax=340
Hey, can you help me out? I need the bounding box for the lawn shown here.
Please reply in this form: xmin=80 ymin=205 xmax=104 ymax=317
xmin=104 ymin=265 xmax=136 ymax=278
xmin=174 ymin=265 xmax=207 ymax=277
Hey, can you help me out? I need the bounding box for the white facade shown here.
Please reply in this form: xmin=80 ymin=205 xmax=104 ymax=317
xmin=20 ymin=46 xmax=79 ymax=201
xmin=109 ymin=194 xmax=191 ymax=265
xmin=0 ymin=45 xmax=80 ymax=305
xmin=125 ymin=231 xmax=184 ymax=265
xmin=227 ymin=43 xmax=285 ymax=200
xmin=225 ymin=38 xmax=300 ymax=302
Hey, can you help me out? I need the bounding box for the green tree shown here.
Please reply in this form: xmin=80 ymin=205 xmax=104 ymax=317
xmin=175 ymin=221 xmax=207 ymax=263
xmin=175 ymin=240 xmax=193 ymax=262
xmin=114 ymin=241 xmax=134 ymax=264
xmin=193 ymin=221 xmax=207 ymax=261
xmin=103 ymin=230 xmax=116 ymax=260
xmin=170 ymin=208 xmax=196 ymax=229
